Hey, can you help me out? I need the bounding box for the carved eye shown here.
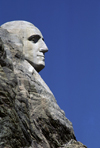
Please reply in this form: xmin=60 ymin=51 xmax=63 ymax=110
xmin=28 ymin=35 xmax=41 ymax=43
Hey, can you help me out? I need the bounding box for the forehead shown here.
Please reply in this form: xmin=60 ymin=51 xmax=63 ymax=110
xmin=1 ymin=21 xmax=43 ymax=40
xmin=24 ymin=25 xmax=43 ymax=39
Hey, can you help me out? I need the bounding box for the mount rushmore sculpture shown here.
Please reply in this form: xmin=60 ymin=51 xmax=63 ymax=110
xmin=0 ymin=21 xmax=87 ymax=148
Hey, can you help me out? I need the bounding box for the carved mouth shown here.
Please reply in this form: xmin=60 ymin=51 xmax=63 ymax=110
xmin=38 ymin=55 xmax=44 ymax=58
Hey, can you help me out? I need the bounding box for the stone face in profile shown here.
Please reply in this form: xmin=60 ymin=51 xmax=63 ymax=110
xmin=0 ymin=21 xmax=87 ymax=148
xmin=1 ymin=21 xmax=48 ymax=72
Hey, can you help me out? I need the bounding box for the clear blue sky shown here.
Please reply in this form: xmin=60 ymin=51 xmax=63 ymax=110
xmin=0 ymin=1 xmax=100 ymax=147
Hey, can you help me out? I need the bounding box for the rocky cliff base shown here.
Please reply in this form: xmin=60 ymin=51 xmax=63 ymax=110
xmin=0 ymin=27 xmax=87 ymax=148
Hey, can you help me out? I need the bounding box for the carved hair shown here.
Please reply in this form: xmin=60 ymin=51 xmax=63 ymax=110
xmin=1 ymin=21 xmax=37 ymax=40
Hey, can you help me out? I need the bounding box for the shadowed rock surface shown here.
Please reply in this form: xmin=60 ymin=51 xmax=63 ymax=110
xmin=0 ymin=26 xmax=87 ymax=148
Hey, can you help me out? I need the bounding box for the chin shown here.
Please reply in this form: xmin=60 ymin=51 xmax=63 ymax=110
xmin=35 ymin=64 xmax=45 ymax=72
xmin=25 ymin=59 xmax=45 ymax=72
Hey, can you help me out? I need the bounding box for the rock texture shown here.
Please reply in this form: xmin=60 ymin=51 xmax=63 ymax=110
xmin=0 ymin=27 xmax=87 ymax=148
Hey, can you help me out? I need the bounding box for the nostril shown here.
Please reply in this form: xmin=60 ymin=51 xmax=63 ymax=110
xmin=40 ymin=48 xmax=48 ymax=53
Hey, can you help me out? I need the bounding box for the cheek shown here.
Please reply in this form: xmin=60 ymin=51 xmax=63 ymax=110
xmin=23 ymin=41 xmax=39 ymax=59
xmin=23 ymin=41 xmax=32 ymax=54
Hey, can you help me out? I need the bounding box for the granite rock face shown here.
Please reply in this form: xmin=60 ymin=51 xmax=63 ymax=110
xmin=0 ymin=27 xmax=87 ymax=148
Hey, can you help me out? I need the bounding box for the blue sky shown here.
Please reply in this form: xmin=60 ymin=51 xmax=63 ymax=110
xmin=0 ymin=0 xmax=100 ymax=147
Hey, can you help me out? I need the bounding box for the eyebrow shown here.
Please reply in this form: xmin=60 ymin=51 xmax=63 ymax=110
xmin=28 ymin=35 xmax=44 ymax=41
xmin=28 ymin=35 xmax=40 ymax=40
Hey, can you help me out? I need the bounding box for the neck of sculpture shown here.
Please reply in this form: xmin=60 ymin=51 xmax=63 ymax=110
xmin=22 ymin=60 xmax=35 ymax=74
xmin=19 ymin=60 xmax=53 ymax=95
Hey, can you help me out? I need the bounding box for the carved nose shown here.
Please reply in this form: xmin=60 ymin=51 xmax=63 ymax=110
xmin=40 ymin=47 xmax=48 ymax=53
xmin=40 ymin=42 xmax=48 ymax=53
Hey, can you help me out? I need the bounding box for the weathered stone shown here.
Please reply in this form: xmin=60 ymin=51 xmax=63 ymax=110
xmin=0 ymin=22 xmax=87 ymax=148
xmin=65 ymin=139 xmax=87 ymax=148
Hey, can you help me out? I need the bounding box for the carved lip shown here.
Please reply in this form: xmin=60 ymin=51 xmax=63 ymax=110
xmin=37 ymin=55 xmax=45 ymax=58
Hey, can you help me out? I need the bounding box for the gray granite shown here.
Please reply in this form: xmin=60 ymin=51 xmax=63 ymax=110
xmin=0 ymin=21 xmax=87 ymax=148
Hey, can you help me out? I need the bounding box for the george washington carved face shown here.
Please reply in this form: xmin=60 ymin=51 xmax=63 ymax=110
xmin=1 ymin=21 xmax=48 ymax=72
